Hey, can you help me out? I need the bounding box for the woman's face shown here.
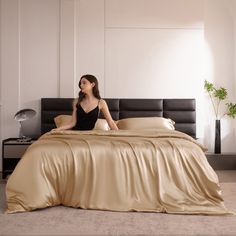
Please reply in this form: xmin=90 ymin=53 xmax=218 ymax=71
xmin=79 ymin=78 xmax=95 ymax=94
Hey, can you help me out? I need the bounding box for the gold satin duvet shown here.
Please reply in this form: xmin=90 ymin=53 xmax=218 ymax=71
xmin=5 ymin=129 xmax=233 ymax=215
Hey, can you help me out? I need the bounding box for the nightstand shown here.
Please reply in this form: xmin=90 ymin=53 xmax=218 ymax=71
xmin=206 ymin=153 xmax=236 ymax=170
xmin=2 ymin=138 xmax=37 ymax=179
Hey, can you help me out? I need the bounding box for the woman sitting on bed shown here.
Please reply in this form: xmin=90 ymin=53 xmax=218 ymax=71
xmin=52 ymin=74 xmax=118 ymax=131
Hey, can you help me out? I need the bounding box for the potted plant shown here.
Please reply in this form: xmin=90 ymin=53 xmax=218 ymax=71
xmin=204 ymin=80 xmax=236 ymax=153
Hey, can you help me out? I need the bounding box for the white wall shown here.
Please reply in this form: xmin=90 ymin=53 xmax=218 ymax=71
xmin=204 ymin=0 xmax=236 ymax=151
xmin=0 ymin=0 xmax=236 ymax=171
xmin=105 ymin=0 xmax=204 ymax=101
xmin=76 ymin=0 xmax=105 ymax=97
xmin=0 ymin=0 xmax=76 ymax=141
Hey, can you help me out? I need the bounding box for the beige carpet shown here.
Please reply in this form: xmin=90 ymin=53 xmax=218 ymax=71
xmin=0 ymin=171 xmax=236 ymax=236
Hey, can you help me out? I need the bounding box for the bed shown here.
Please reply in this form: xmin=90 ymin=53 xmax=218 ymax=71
xmin=5 ymin=98 xmax=233 ymax=215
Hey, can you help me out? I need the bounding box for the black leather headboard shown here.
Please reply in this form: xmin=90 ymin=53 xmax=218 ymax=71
xmin=41 ymin=98 xmax=196 ymax=138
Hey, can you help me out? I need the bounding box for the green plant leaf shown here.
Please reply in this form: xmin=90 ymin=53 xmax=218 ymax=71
xmin=204 ymin=80 xmax=233 ymax=119
xmin=204 ymin=80 xmax=214 ymax=92
xmin=213 ymin=87 xmax=227 ymax=100
xmin=226 ymin=102 xmax=236 ymax=118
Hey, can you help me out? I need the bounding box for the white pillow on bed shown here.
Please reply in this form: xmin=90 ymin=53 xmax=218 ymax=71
xmin=94 ymin=119 xmax=110 ymax=131
xmin=116 ymin=117 xmax=175 ymax=130
xmin=54 ymin=115 xmax=110 ymax=131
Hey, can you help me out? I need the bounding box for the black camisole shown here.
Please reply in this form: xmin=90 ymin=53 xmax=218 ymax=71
xmin=73 ymin=102 xmax=99 ymax=130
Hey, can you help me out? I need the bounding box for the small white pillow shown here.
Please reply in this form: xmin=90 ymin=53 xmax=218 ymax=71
xmin=116 ymin=117 xmax=175 ymax=130
xmin=94 ymin=119 xmax=110 ymax=131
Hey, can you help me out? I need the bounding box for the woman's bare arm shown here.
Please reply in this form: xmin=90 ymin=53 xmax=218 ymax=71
xmin=99 ymin=99 xmax=118 ymax=130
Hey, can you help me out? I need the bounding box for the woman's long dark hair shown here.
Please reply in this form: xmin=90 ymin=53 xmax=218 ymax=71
xmin=78 ymin=74 xmax=101 ymax=103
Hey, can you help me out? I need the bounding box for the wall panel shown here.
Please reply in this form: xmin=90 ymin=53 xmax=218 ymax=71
xmin=60 ymin=0 xmax=75 ymax=98
xmin=105 ymin=29 xmax=204 ymax=98
xmin=0 ymin=0 xmax=20 ymax=140
xmin=105 ymin=0 xmax=203 ymax=29
xmin=76 ymin=0 xmax=105 ymax=97
xmin=19 ymin=0 xmax=60 ymax=136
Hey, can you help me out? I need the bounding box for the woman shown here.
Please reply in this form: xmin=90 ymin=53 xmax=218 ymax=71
xmin=53 ymin=74 xmax=118 ymax=131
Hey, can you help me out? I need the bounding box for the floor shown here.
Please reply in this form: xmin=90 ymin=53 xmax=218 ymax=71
xmin=215 ymin=170 xmax=236 ymax=182
xmin=1 ymin=170 xmax=236 ymax=236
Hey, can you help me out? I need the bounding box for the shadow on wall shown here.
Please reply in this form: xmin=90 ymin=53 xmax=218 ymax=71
xmin=20 ymin=116 xmax=41 ymax=138
xmin=203 ymin=123 xmax=214 ymax=152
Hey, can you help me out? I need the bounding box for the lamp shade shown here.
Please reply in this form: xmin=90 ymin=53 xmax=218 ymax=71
xmin=14 ymin=109 xmax=36 ymax=122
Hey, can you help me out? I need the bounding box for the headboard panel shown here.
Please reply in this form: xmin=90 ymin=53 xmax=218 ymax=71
xmin=163 ymin=99 xmax=196 ymax=137
xmin=41 ymin=98 xmax=196 ymax=138
xmin=119 ymin=99 xmax=163 ymax=119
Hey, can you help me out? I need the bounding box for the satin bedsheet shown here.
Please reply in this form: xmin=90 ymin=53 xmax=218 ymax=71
xmin=6 ymin=129 xmax=233 ymax=215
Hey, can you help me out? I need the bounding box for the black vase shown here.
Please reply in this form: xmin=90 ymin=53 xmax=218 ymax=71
xmin=214 ymin=120 xmax=221 ymax=154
